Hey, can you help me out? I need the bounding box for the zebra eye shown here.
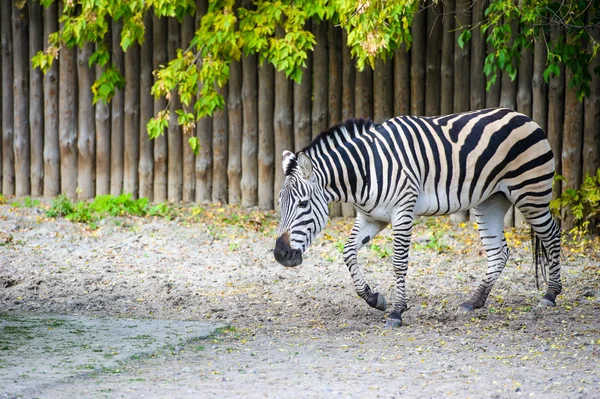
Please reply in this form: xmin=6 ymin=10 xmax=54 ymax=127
xmin=298 ymin=200 xmax=309 ymax=208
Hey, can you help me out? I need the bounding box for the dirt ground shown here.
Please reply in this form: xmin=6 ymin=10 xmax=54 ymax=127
xmin=1 ymin=202 xmax=599 ymax=398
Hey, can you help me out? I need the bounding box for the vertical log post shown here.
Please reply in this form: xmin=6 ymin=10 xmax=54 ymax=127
xmin=139 ymin=14 xmax=154 ymax=200
xmin=2 ymin=0 xmax=14 ymax=195
xmin=342 ymin=30 xmax=356 ymax=217
xmin=583 ymin=29 xmax=600 ymax=177
xmin=123 ymin=41 xmax=140 ymax=198
xmin=328 ymin=24 xmax=342 ymax=216
xmin=547 ymin=33 xmax=565 ymax=202
xmin=181 ymin=15 xmax=195 ymax=202
xmin=561 ymin=67 xmax=584 ymax=230
xmin=59 ymin=3 xmax=78 ymax=198
xmin=374 ymin=58 xmax=394 ymax=122
xmin=355 ymin=66 xmax=373 ymax=119
xmin=470 ymin=0 xmax=486 ymax=112
xmin=258 ymin=62 xmax=274 ymax=210
xmin=95 ymin=44 xmax=111 ymax=196
xmin=241 ymin=54 xmax=258 ymax=207
xmin=153 ymin=16 xmax=168 ymax=202
xmin=195 ymin=0 xmax=212 ymax=203
xmin=29 ymin=0 xmax=43 ymax=197
xmin=167 ymin=18 xmax=183 ymax=202
xmin=273 ymin=66 xmax=294 ymax=210
xmin=394 ymin=45 xmax=410 ymax=116
xmin=452 ymin=0 xmax=471 ymax=223
xmin=77 ymin=42 xmax=95 ymax=199
xmin=212 ymin=84 xmax=228 ymax=204
xmin=293 ymin=35 xmax=312 ymax=152
xmin=532 ymin=37 xmax=548 ymax=133
xmin=425 ymin=1 xmax=442 ymax=116
xmin=312 ymin=21 xmax=328 ymax=138
xmin=411 ymin=6 xmax=426 ymax=116
xmin=227 ymin=59 xmax=243 ymax=205
xmin=13 ymin=3 xmax=30 ymax=197
xmin=110 ymin=20 xmax=124 ymax=196
xmin=440 ymin=0 xmax=454 ymax=115
xmin=43 ymin=1 xmax=59 ymax=197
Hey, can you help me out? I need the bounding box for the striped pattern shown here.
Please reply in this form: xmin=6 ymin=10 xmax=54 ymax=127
xmin=276 ymin=108 xmax=562 ymax=325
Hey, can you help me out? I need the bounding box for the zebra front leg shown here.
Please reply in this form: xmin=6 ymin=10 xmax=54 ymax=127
xmin=344 ymin=214 xmax=388 ymax=311
xmin=385 ymin=205 xmax=416 ymax=328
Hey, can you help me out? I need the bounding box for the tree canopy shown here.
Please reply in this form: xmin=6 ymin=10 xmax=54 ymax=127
xmin=31 ymin=0 xmax=600 ymax=147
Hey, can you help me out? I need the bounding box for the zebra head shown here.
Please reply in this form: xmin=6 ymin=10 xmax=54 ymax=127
xmin=274 ymin=150 xmax=330 ymax=267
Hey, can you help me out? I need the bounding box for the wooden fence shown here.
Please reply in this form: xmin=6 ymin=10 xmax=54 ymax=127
xmin=0 ymin=1 xmax=599 ymax=228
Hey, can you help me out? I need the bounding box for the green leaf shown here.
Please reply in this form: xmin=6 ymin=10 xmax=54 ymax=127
xmin=188 ymin=136 xmax=200 ymax=156
xmin=457 ymin=30 xmax=471 ymax=50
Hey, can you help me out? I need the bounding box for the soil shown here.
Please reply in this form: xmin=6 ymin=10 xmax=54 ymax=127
xmin=1 ymin=202 xmax=599 ymax=398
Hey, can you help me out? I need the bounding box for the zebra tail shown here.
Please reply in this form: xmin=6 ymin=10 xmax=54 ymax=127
xmin=530 ymin=228 xmax=548 ymax=290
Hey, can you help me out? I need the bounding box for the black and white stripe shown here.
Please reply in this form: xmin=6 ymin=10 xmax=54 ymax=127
xmin=274 ymin=108 xmax=562 ymax=327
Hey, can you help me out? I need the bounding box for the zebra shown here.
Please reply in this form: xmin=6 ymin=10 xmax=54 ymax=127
xmin=274 ymin=108 xmax=562 ymax=328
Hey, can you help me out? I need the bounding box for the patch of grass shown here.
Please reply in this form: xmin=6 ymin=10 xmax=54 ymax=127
xmin=370 ymin=243 xmax=392 ymax=258
xmin=11 ymin=197 xmax=40 ymax=208
xmin=46 ymin=194 xmax=177 ymax=227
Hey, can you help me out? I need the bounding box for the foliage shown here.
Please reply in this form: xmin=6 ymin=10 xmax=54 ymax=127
xmin=45 ymin=194 xmax=177 ymax=227
xmin=478 ymin=0 xmax=599 ymax=101
xmin=32 ymin=0 xmax=599 ymax=146
xmin=550 ymin=169 xmax=600 ymax=234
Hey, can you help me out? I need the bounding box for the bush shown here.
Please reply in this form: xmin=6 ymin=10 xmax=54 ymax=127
xmin=550 ymin=169 xmax=600 ymax=234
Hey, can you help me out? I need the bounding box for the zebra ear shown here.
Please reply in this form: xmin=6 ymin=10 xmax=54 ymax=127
xmin=282 ymin=150 xmax=296 ymax=173
xmin=297 ymin=152 xmax=313 ymax=179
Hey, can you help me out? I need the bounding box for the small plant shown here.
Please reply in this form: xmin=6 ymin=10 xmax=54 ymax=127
xmin=551 ymin=170 xmax=600 ymax=234
xmin=370 ymin=243 xmax=391 ymax=258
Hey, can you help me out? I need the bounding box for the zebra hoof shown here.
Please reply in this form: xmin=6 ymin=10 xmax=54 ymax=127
xmin=459 ymin=302 xmax=475 ymax=313
xmin=385 ymin=317 xmax=402 ymax=329
xmin=374 ymin=292 xmax=387 ymax=311
xmin=538 ymin=298 xmax=556 ymax=308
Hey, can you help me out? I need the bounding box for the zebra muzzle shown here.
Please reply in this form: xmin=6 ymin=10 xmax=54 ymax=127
xmin=274 ymin=233 xmax=303 ymax=267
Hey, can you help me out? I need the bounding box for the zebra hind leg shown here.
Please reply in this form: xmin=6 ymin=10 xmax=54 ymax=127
xmin=519 ymin=207 xmax=562 ymax=307
xmin=344 ymin=215 xmax=389 ymax=311
xmin=461 ymin=193 xmax=512 ymax=312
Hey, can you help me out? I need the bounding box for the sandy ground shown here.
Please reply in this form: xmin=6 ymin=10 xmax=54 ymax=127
xmin=1 ymin=202 xmax=599 ymax=398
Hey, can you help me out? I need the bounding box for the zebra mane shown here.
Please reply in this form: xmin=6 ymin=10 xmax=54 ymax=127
xmin=300 ymin=118 xmax=374 ymax=156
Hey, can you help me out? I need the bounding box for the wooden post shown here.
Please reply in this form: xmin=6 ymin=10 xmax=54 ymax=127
xmin=241 ymin=54 xmax=258 ymax=207
xmin=329 ymin=24 xmax=342 ymax=216
xmin=440 ymin=0 xmax=454 ymax=115
xmin=43 ymin=1 xmax=59 ymax=197
xmin=153 ymin=16 xmax=168 ymax=202
xmin=227 ymin=59 xmax=243 ymax=205
xmin=312 ymin=21 xmax=328 ymax=138
xmin=561 ymin=66 xmax=584 ymax=230
xmin=139 ymin=14 xmax=154 ymax=201
xmin=274 ymin=68 xmax=294 ymax=210
xmin=469 ymin=0 xmax=485 ymax=112
xmin=167 ymin=18 xmax=183 ymax=202
xmin=342 ymin=30 xmax=356 ymax=217
xmin=532 ymin=38 xmax=548 ymax=133
xmin=394 ymin=45 xmax=410 ymax=116
xmin=547 ymin=33 xmax=565 ymax=201
xmin=181 ymin=15 xmax=195 ymax=202
xmin=583 ymin=34 xmax=600 ymax=177
xmin=499 ymin=18 xmax=518 ymax=111
xmin=13 ymin=3 xmax=30 ymax=197
xmin=452 ymin=0 xmax=471 ymax=223
xmin=95 ymin=55 xmax=111 ymax=197
xmin=374 ymin=58 xmax=394 ymax=122
xmin=195 ymin=0 xmax=212 ymax=203
xmin=515 ymin=28 xmax=533 ymax=228
xmin=355 ymin=66 xmax=373 ymax=119
xmin=59 ymin=4 xmax=78 ymax=198
xmin=77 ymin=42 xmax=95 ymax=199
xmin=258 ymin=62 xmax=274 ymax=210
xmin=212 ymin=84 xmax=228 ymax=203
xmin=294 ymin=36 xmax=312 ymax=152
xmin=425 ymin=0 xmax=442 ymax=116
xmin=29 ymin=0 xmax=43 ymax=197
xmin=110 ymin=20 xmax=124 ymax=196
xmin=2 ymin=0 xmax=14 ymax=195
xmin=124 ymin=42 xmax=140 ymax=198
xmin=411 ymin=6 xmax=426 ymax=116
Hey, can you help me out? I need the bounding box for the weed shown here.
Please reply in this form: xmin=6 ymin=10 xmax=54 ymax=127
xmin=370 ymin=243 xmax=391 ymax=258
xmin=335 ymin=240 xmax=345 ymax=253
xmin=11 ymin=197 xmax=40 ymax=208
